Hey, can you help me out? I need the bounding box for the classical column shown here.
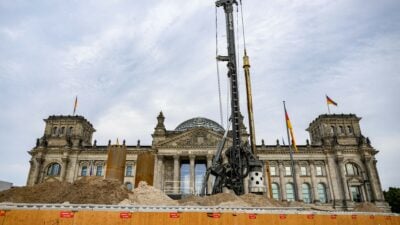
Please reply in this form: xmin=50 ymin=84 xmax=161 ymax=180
xmin=61 ymin=157 xmax=69 ymax=181
xmin=325 ymin=156 xmax=338 ymax=203
xmin=32 ymin=158 xmax=43 ymax=185
xmin=337 ymin=156 xmax=351 ymax=202
xmin=157 ymin=155 xmax=164 ymax=190
xmin=69 ymin=156 xmax=79 ymax=182
xmin=309 ymin=161 xmax=318 ymax=202
xmin=372 ymin=159 xmax=384 ymax=200
xmin=364 ymin=156 xmax=379 ymax=201
xmin=294 ymin=161 xmax=302 ymax=201
xmin=278 ymin=161 xmax=286 ymax=200
xmin=189 ymin=155 xmax=195 ymax=194
xmin=173 ymin=155 xmax=180 ymax=194
xmin=27 ymin=160 xmax=38 ymax=186
xmin=206 ymin=155 xmax=213 ymax=195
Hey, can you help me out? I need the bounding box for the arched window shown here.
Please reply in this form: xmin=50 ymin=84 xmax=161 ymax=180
xmin=286 ymin=183 xmax=295 ymax=201
xmin=126 ymin=165 xmax=133 ymax=176
xmin=330 ymin=126 xmax=335 ymax=135
xmin=126 ymin=182 xmax=133 ymax=191
xmin=302 ymin=183 xmax=312 ymax=203
xmin=81 ymin=166 xmax=87 ymax=176
xmin=66 ymin=127 xmax=73 ymax=135
xmin=347 ymin=126 xmax=353 ymax=134
xmin=47 ymin=163 xmax=61 ymax=176
xmin=60 ymin=127 xmax=65 ymax=135
xmin=346 ymin=163 xmax=360 ymax=176
xmin=272 ymin=183 xmax=280 ymax=200
xmin=339 ymin=126 xmax=344 ymax=134
xmin=317 ymin=183 xmax=328 ymax=203
xmin=52 ymin=126 xmax=58 ymax=135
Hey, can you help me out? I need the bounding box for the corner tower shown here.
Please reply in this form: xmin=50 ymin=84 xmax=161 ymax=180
xmin=306 ymin=114 xmax=362 ymax=145
xmin=40 ymin=115 xmax=96 ymax=148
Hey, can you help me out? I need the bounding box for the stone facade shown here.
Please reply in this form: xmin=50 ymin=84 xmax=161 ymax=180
xmin=26 ymin=113 xmax=389 ymax=211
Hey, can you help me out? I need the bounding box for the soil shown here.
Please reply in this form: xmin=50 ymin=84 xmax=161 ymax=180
xmin=353 ymin=202 xmax=383 ymax=212
xmin=0 ymin=177 xmax=129 ymax=204
xmin=0 ymin=179 xmax=383 ymax=212
xmin=178 ymin=193 xmax=285 ymax=207
xmin=129 ymin=181 xmax=178 ymax=205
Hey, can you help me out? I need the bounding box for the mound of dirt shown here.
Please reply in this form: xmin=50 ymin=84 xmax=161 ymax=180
xmin=130 ymin=181 xmax=177 ymax=206
xmin=0 ymin=177 xmax=129 ymax=204
xmin=179 ymin=193 xmax=288 ymax=207
xmin=353 ymin=202 xmax=383 ymax=212
xmin=179 ymin=193 xmax=249 ymax=207
xmin=240 ymin=193 xmax=284 ymax=207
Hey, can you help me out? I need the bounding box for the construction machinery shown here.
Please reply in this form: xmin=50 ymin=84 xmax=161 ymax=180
xmin=201 ymin=0 xmax=266 ymax=196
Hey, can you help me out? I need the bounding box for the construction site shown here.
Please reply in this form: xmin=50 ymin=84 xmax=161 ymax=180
xmin=1 ymin=0 xmax=399 ymax=224
xmin=0 ymin=178 xmax=399 ymax=224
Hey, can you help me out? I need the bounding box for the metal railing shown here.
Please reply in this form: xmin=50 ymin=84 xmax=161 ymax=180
xmin=163 ymin=180 xmax=204 ymax=195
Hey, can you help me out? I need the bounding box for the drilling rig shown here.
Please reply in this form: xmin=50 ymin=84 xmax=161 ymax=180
xmin=201 ymin=0 xmax=266 ymax=196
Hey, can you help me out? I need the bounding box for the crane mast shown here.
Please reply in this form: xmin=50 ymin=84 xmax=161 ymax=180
xmin=216 ymin=0 xmax=242 ymax=148
xmin=201 ymin=0 xmax=266 ymax=196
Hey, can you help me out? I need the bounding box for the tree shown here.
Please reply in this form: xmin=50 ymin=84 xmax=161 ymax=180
xmin=383 ymin=187 xmax=400 ymax=213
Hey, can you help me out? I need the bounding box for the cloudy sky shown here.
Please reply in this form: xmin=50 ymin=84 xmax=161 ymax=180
xmin=0 ymin=0 xmax=399 ymax=189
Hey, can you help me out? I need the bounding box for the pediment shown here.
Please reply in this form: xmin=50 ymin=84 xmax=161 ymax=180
xmin=44 ymin=176 xmax=61 ymax=182
xmin=157 ymin=128 xmax=229 ymax=148
xmin=347 ymin=176 xmax=363 ymax=184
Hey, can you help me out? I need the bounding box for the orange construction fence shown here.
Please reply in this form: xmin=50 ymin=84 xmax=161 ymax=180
xmin=0 ymin=209 xmax=399 ymax=225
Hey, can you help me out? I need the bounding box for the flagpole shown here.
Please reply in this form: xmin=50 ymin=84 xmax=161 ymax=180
xmin=73 ymin=96 xmax=78 ymax=116
xmin=326 ymin=95 xmax=331 ymax=114
xmin=327 ymin=103 xmax=331 ymax=114
xmin=283 ymin=101 xmax=299 ymax=201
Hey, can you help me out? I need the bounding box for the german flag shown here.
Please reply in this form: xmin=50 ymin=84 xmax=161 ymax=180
xmin=285 ymin=110 xmax=298 ymax=152
xmin=326 ymin=95 xmax=337 ymax=106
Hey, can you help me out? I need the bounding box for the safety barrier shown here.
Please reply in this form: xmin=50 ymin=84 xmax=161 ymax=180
xmin=0 ymin=205 xmax=399 ymax=225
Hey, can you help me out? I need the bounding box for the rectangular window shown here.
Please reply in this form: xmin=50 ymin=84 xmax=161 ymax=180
xmin=350 ymin=186 xmax=362 ymax=202
xmin=285 ymin=166 xmax=291 ymax=176
xmin=300 ymin=166 xmax=307 ymax=176
xmin=316 ymin=166 xmax=323 ymax=176
xmin=81 ymin=166 xmax=87 ymax=176
xmin=126 ymin=165 xmax=133 ymax=177
xmin=270 ymin=166 xmax=276 ymax=176
xmin=96 ymin=166 xmax=102 ymax=176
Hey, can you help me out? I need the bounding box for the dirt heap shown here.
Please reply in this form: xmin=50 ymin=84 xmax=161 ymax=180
xmin=179 ymin=193 xmax=290 ymax=207
xmin=240 ymin=193 xmax=284 ymax=207
xmin=353 ymin=202 xmax=383 ymax=212
xmin=129 ymin=181 xmax=178 ymax=206
xmin=179 ymin=193 xmax=249 ymax=206
xmin=0 ymin=177 xmax=129 ymax=204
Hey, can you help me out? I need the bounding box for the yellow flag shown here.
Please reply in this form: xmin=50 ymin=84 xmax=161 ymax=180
xmin=285 ymin=111 xmax=298 ymax=152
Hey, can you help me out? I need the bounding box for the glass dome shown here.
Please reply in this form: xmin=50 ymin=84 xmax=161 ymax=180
xmin=175 ymin=117 xmax=224 ymax=132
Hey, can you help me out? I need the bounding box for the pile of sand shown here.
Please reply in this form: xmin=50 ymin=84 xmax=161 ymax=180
xmin=129 ymin=181 xmax=178 ymax=206
xmin=178 ymin=193 xmax=287 ymax=207
xmin=0 ymin=177 xmax=129 ymax=204
xmin=179 ymin=193 xmax=249 ymax=206
xmin=4 ymin=179 xmax=374 ymax=211
xmin=240 ymin=193 xmax=284 ymax=207
xmin=353 ymin=202 xmax=383 ymax=212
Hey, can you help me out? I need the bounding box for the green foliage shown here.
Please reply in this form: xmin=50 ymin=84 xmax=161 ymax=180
xmin=383 ymin=187 xmax=400 ymax=213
